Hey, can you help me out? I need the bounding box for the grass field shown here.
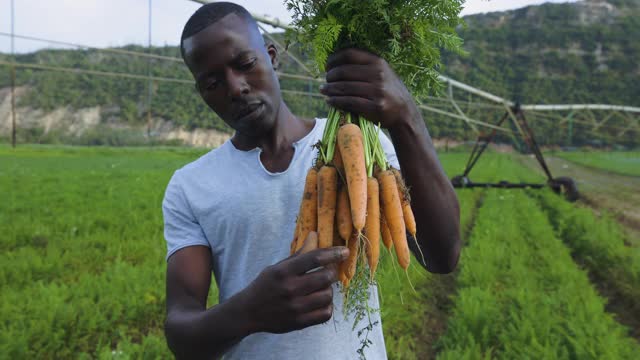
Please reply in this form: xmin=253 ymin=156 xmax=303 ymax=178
xmin=554 ymin=151 xmax=640 ymax=177
xmin=1 ymin=145 xmax=638 ymax=359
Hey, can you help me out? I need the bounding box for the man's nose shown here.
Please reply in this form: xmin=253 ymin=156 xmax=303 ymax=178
xmin=226 ymin=70 xmax=249 ymax=98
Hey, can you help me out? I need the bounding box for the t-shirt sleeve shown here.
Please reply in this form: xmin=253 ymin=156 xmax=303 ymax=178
xmin=162 ymin=171 xmax=210 ymax=261
xmin=378 ymin=127 xmax=401 ymax=170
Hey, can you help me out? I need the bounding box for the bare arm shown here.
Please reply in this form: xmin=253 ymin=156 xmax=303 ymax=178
xmin=321 ymin=48 xmax=461 ymax=273
xmin=164 ymin=246 xmax=251 ymax=359
xmin=386 ymin=112 xmax=461 ymax=273
xmin=164 ymin=235 xmax=350 ymax=359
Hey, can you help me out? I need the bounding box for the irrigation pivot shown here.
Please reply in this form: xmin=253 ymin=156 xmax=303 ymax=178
xmin=451 ymin=104 xmax=580 ymax=202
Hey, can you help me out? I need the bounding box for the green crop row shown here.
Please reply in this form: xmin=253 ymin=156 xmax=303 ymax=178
xmin=435 ymin=190 xmax=639 ymax=359
xmin=382 ymin=152 xmax=546 ymax=360
xmin=0 ymin=147 xmax=202 ymax=290
xmin=535 ymin=190 xmax=640 ymax=318
xmin=1 ymin=260 xmax=166 ymax=358
xmin=381 ymin=189 xmax=484 ymax=360
xmin=0 ymin=146 xmax=208 ymax=358
xmin=381 ymin=151 xmax=526 ymax=360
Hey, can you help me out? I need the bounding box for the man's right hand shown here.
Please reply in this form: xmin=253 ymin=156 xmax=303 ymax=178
xmin=240 ymin=232 xmax=349 ymax=334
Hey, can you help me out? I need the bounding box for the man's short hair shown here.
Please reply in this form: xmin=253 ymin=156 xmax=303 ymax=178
xmin=180 ymin=2 xmax=258 ymax=59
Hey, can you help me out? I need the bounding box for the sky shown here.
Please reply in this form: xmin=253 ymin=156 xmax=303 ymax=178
xmin=0 ymin=0 xmax=579 ymax=54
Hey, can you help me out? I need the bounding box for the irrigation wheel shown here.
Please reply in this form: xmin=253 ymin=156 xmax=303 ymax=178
xmin=549 ymin=177 xmax=580 ymax=202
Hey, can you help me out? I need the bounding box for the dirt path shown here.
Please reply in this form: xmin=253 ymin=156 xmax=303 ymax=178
xmin=520 ymin=155 xmax=640 ymax=245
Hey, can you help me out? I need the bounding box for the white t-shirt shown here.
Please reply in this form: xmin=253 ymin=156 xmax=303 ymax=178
xmin=162 ymin=118 xmax=400 ymax=360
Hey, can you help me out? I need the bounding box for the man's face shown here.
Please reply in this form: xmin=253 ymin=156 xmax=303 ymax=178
xmin=182 ymin=13 xmax=281 ymax=137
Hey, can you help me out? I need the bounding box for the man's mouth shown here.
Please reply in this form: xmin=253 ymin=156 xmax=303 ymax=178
xmin=232 ymin=102 xmax=264 ymax=121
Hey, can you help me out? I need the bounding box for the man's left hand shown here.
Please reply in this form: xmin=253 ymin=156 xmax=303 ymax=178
xmin=319 ymin=48 xmax=420 ymax=130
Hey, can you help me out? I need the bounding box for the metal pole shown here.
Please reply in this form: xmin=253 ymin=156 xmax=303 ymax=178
xmin=566 ymin=112 xmax=574 ymax=147
xmin=447 ymin=82 xmax=478 ymax=133
xmin=308 ymin=79 xmax=312 ymax=117
xmin=463 ymin=112 xmax=510 ymax=177
xmin=10 ymin=0 xmax=16 ymax=148
xmin=439 ymin=75 xmax=513 ymax=106
xmin=147 ymin=0 xmax=153 ymax=141
xmin=519 ymin=110 xmax=554 ymax=181
xmin=0 ymin=32 xmax=183 ymax=62
xmin=522 ymin=104 xmax=640 ymax=113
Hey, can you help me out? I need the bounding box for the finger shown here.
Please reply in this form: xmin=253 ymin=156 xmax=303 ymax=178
xmin=294 ymin=304 xmax=334 ymax=329
xmin=294 ymin=267 xmax=338 ymax=295
xmin=281 ymin=232 xmax=319 ymax=267
xmin=297 ymin=231 xmax=318 ymax=255
xmin=326 ymin=96 xmax=379 ymax=117
xmin=290 ymin=287 xmax=333 ymax=313
xmin=325 ymin=65 xmax=379 ymax=83
xmin=287 ymin=246 xmax=349 ymax=275
xmin=320 ymin=81 xmax=376 ymax=101
xmin=326 ymin=49 xmax=377 ymax=70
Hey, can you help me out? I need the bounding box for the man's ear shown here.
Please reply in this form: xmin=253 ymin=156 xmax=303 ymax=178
xmin=267 ymin=43 xmax=279 ymax=71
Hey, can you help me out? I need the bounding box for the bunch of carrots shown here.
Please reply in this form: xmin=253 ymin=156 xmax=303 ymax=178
xmin=290 ymin=108 xmax=419 ymax=289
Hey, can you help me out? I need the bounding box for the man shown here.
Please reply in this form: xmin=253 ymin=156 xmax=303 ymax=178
xmin=162 ymin=2 xmax=460 ymax=359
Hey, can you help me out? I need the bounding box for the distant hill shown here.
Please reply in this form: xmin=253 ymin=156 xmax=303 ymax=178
xmin=0 ymin=0 xmax=638 ymax=146
xmin=444 ymin=0 xmax=639 ymax=106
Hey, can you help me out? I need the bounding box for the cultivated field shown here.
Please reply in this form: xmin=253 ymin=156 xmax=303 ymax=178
xmin=1 ymin=146 xmax=638 ymax=359
xmin=522 ymin=152 xmax=640 ymax=245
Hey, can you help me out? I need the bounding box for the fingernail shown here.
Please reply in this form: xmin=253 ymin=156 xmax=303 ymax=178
xmin=319 ymin=84 xmax=326 ymax=92
xmin=340 ymin=247 xmax=349 ymax=257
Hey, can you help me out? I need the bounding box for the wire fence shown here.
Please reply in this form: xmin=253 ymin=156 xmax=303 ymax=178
xmin=0 ymin=4 xmax=329 ymax=148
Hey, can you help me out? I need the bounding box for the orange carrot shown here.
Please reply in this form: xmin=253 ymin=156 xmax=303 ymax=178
xmin=336 ymin=185 xmax=353 ymax=242
xmin=337 ymin=124 xmax=367 ymax=232
xmin=402 ymin=202 xmax=417 ymax=238
xmin=332 ymin=142 xmax=345 ymax=178
xmin=332 ymin=224 xmax=344 ymax=247
xmin=317 ymin=166 xmax=338 ymax=249
xmin=339 ymin=266 xmax=348 ymax=286
xmin=341 ymin=231 xmax=359 ymax=287
xmin=298 ymin=231 xmax=319 ymax=254
xmin=364 ymin=177 xmax=380 ymax=278
xmin=377 ymin=170 xmax=410 ymax=269
xmin=290 ymin=214 xmax=302 ymax=255
xmin=381 ymin=215 xmax=393 ymax=250
xmin=295 ymin=168 xmax=318 ymax=252
xmin=391 ymin=168 xmax=417 ymax=237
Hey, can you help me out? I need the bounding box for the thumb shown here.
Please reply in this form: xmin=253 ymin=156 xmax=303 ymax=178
xmin=296 ymin=231 xmax=318 ymax=256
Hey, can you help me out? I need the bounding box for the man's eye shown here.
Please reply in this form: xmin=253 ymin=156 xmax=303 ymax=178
xmin=239 ymin=59 xmax=257 ymax=71
xmin=205 ymin=80 xmax=219 ymax=90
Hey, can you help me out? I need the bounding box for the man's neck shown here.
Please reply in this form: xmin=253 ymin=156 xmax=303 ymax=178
xmin=231 ymin=101 xmax=313 ymax=153
xmin=231 ymin=101 xmax=316 ymax=173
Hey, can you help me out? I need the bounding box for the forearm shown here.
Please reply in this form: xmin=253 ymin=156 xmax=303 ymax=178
xmin=165 ymin=290 xmax=254 ymax=359
xmin=388 ymin=110 xmax=461 ymax=273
